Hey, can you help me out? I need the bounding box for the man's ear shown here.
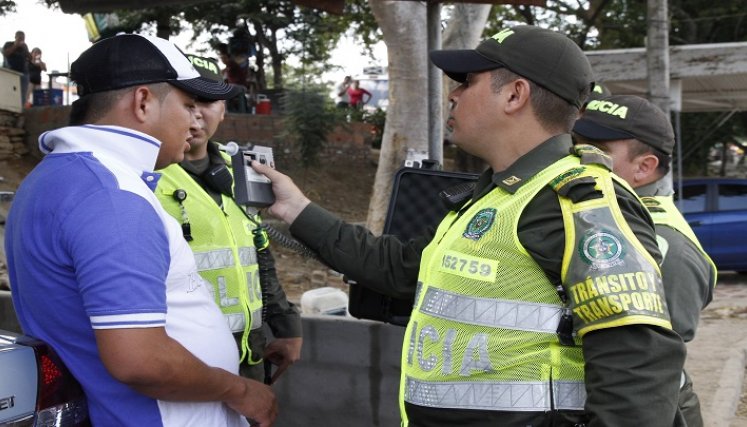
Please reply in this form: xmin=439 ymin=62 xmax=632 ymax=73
xmin=634 ymin=153 xmax=660 ymax=182
xmin=132 ymin=86 xmax=156 ymax=123
xmin=503 ymin=78 xmax=531 ymax=114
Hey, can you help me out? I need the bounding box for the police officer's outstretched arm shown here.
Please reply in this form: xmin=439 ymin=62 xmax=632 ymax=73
xmin=250 ymin=161 xmax=425 ymax=298
xmin=251 ymin=161 xmax=310 ymax=224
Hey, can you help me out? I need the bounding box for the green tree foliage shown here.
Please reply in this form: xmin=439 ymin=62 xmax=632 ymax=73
xmin=487 ymin=1 xmax=747 ymax=49
xmin=280 ymin=81 xmax=342 ymax=167
xmin=34 ymin=0 xmax=380 ymax=91
xmin=0 ymin=0 xmax=16 ymax=16
xmin=180 ymin=0 xmax=380 ymax=89
xmin=487 ymin=0 xmax=747 ymax=176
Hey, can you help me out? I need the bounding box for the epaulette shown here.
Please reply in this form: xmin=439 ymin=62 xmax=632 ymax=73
xmin=640 ymin=196 xmax=666 ymax=213
xmin=573 ymin=144 xmax=613 ymax=171
xmin=548 ymin=166 xmax=604 ymax=202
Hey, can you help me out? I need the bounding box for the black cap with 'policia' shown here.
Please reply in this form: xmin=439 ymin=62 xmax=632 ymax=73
xmin=185 ymin=54 xmax=243 ymax=99
xmin=429 ymin=25 xmax=594 ymax=108
xmin=573 ymin=95 xmax=675 ymax=155
xmin=585 ymin=83 xmax=612 ymax=105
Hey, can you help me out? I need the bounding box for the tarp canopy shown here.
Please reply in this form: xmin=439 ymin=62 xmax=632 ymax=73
xmin=586 ymin=42 xmax=747 ymax=113
xmin=57 ymin=0 xmax=346 ymax=14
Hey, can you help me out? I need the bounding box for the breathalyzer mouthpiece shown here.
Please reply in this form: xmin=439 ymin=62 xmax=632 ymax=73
xmin=217 ymin=141 xmax=240 ymax=156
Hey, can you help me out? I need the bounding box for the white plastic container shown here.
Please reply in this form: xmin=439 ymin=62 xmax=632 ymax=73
xmin=300 ymin=287 xmax=348 ymax=316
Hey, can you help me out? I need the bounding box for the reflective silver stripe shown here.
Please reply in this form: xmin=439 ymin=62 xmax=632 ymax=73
xmin=225 ymin=313 xmax=246 ymax=332
xmin=419 ymin=287 xmax=563 ymax=334
xmin=238 ymin=247 xmax=257 ymax=267
xmin=250 ymin=308 xmax=263 ymax=330
xmin=194 ymin=249 xmax=235 ymax=271
xmin=553 ymin=380 xmax=587 ymax=410
xmin=193 ymin=248 xmax=256 ymax=270
xmin=225 ymin=310 xmax=263 ymax=332
xmin=404 ymin=376 xmax=585 ymax=411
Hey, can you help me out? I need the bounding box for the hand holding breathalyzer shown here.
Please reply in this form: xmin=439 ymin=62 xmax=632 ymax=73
xmin=250 ymin=162 xmax=310 ymax=224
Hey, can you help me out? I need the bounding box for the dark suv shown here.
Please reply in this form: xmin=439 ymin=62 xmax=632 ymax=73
xmin=675 ymin=178 xmax=747 ymax=273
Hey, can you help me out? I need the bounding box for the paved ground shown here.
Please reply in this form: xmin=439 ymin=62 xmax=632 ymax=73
xmin=687 ymin=272 xmax=747 ymax=426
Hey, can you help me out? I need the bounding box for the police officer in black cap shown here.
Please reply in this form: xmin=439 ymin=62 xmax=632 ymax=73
xmin=575 ymin=94 xmax=717 ymax=427
xmin=254 ymin=25 xmax=685 ymax=426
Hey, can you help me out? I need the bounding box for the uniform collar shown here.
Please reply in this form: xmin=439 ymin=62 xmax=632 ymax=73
xmin=178 ymin=141 xmax=227 ymax=174
xmin=636 ymin=178 xmax=673 ymax=197
xmin=39 ymin=124 xmax=162 ymax=173
xmin=488 ymin=134 xmax=574 ymax=195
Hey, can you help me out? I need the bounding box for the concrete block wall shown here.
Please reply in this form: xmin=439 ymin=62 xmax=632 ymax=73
xmin=274 ymin=316 xmax=404 ymax=426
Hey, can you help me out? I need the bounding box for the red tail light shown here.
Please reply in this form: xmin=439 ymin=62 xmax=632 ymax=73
xmin=15 ymin=336 xmax=90 ymax=427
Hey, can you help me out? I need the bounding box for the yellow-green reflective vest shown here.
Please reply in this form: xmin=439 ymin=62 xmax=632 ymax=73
xmin=156 ymin=161 xmax=263 ymax=364
xmin=641 ymin=195 xmax=717 ymax=288
xmin=400 ymin=154 xmax=670 ymax=423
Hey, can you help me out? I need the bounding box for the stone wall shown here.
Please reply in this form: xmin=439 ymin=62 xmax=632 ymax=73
xmin=0 ymin=110 xmax=28 ymax=160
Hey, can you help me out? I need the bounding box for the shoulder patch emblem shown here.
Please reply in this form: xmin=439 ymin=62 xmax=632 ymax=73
xmin=549 ymin=167 xmax=586 ymax=192
xmin=578 ymin=229 xmax=626 ymax=269
xmin=463 ymin=208 xmax=496 ymax=240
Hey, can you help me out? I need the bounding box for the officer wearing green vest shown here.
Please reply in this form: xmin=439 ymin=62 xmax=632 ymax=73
xmin=155 ymin=55 xmax=302 ymax=385
xmin=252 ymin=25 xmax=686 ymax=426
xmin=573 ymin=94 xmax=717 ymax=427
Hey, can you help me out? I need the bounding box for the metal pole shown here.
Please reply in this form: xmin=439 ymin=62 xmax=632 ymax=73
xmin=647 ymin=0 xmax=669 ymax=114
xmin=674 ymin=110 xmax=684 ymax=210
xmin=427 ymin=1 xmax=443 ymax=166
xmin=648 ymin=0 xmax=674 ymax=192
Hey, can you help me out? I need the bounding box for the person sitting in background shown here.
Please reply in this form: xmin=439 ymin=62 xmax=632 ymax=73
xmin=26 ymin=47 xmax=46 ymax=108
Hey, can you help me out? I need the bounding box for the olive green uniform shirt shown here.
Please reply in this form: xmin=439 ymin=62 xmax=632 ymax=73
xmin=636 ymin=180 xmax=715 ymax=342
xmin=291 ymin=135 xmax=685 ymax=426
xmin=637 ymin=179 xmax=716 ymax=427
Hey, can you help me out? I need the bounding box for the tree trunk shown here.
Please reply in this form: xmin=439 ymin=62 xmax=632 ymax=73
xmin=442 ymin=4 xmax=491 ymax=173
xmin=366 ymin=1 xmax=428 ymax=234
xmin=251 ymin=20 xmax=269 ymax=91
xmin=156 ymin=12 xmax=172 ymax=40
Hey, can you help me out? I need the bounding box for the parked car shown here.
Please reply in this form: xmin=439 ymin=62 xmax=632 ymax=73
xmin=674 ymin=178 xmax=747 ymax=273
xmin=0 ymin=329 xmax=89 ymax=426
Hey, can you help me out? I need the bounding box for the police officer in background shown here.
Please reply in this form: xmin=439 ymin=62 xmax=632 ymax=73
xmin=252 ymin=25 xmax=686 ymax=426
xmin=156 ymin=55 xmax=302 ymax=385
xmin=574 ymin=94 xmax=717 ymax=427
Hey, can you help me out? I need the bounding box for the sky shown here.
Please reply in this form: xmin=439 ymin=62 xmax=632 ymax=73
xmin=0 ymin=1 xmax=386 ymax=92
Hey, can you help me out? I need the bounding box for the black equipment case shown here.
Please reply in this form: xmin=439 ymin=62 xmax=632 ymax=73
xmin=347 ymin=167 xmax=479 ymax=326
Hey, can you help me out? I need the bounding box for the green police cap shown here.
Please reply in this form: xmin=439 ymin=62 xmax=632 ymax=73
xmin=429 ymin=25 xmax=594 ymax=108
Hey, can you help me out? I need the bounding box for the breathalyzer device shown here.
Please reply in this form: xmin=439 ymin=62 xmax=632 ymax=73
xmin=224 ymin=142 xmax=276 ymax=207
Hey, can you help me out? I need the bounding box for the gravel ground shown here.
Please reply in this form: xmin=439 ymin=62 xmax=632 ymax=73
xmin=687 ymin=272 xmax=747 ymax=426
